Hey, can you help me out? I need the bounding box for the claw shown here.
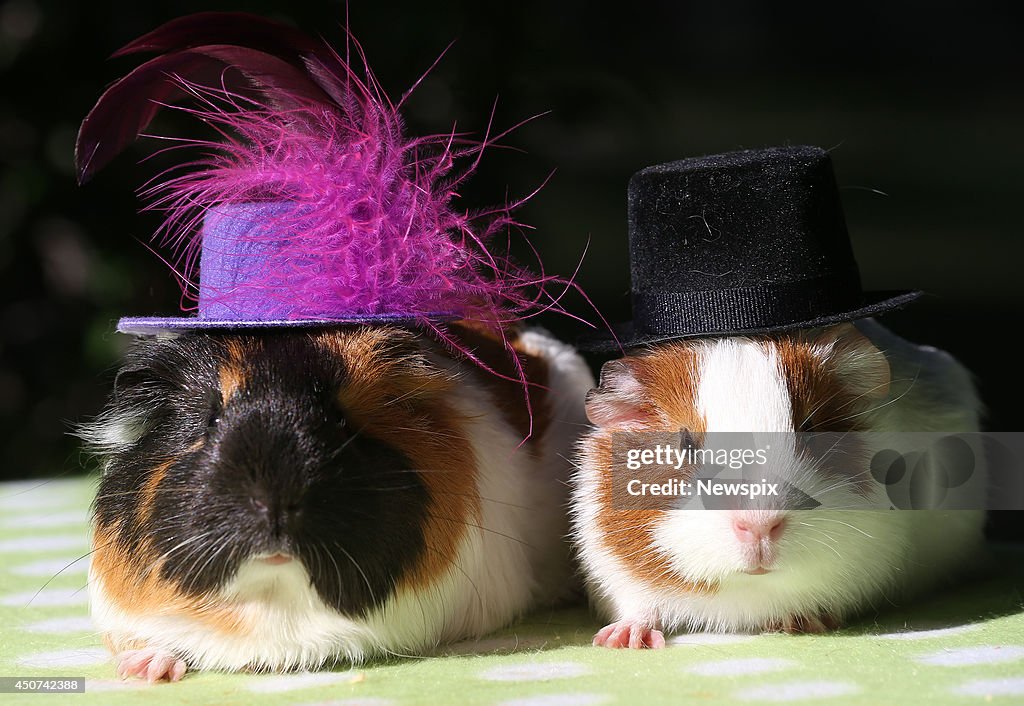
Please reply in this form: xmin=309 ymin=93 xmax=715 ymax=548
xmin=115 ymin=648 xmax=187 ymax=682
xmin=593 ymin=619 xmax=665 ymax=649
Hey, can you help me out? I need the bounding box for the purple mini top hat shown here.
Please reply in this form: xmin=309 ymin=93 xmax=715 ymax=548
xmin=77 ymin=12 xmax=569 ymax=339
xmin=116 ymin=202 xmax=461 ymax=334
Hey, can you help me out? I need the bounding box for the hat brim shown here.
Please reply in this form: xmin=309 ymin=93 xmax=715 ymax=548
xmin=117 ymin=313 xmax=460 ymax=335
xmin=577 ymin=289 xmax=922 ymax=353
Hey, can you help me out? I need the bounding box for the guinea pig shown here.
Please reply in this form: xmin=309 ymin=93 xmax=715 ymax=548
xmin=81 ymin=323 xmax=594 ymax=680
xmin=571 ymin=318 xmax=986 ymax=648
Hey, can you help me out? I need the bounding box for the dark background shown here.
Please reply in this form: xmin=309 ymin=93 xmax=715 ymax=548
xmin=1 ymin=1 xmax=1021 ymax=533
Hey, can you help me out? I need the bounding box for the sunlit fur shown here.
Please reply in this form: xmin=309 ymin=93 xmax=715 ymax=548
xmin=571 ymin=319 xmax=985 ymax=634
xmin=84 ymin=327 xmax=593 ymax=672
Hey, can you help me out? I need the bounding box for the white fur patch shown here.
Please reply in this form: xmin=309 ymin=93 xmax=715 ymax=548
xmin=571 ymin=321 xmax=986 ymax=634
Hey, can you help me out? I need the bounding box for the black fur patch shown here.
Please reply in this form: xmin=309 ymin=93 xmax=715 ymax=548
xmin=90 ymin=328 xmax=430 ymax=617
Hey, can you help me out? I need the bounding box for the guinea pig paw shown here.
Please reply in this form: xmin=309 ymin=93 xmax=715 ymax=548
xmin=774 ymin=613 xmax=841 ymax=634
xmin=115 ymin=648 xmax=187 ymax=683
xmin=593 ymin=620 xmax=666 ymax=649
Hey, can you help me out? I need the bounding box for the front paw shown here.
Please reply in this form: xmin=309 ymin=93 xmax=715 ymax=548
xmin=115 ymin=648 xmax=187 ymax=683
xmin=769 ymin=613 xmax=841 ymax=634
xmin=593 ymin=619 xmax=666 ymax=649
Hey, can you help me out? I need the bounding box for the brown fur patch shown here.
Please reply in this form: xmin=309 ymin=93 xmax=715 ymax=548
xmin=218 ymin=340 xmax=250 ymax=403
xmin=628 ymin=343 xmax=705 ymax=433
xmin=591 ymin=343 xmax=717 ymax=595
xmin=316 ymin=326 xmax=481 ymax=592
xmin=92 ymin=521 xmax=251 ymax=648
xmin=445 ymin=321 xmax=551 ymax=445
xmin=137 ymin=459 xmax=171 ymax=522
xmin=770 ymin=332 xmax=875 ymax=495
xmin=771 ymin=326 xmax=889 ymax=433
xmin=772 ymin=336 xmax=857 ymax=433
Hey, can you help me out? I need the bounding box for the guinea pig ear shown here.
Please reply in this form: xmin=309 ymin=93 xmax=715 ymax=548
xmin=585 ymin=359 xmax=655 ymax=428
xmin=818 ymin=323 xmax=891 ymax=400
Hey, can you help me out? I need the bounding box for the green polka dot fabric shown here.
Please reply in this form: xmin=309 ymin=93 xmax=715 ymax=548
xmin=2 ymin=478 xmax=1023 ymax=705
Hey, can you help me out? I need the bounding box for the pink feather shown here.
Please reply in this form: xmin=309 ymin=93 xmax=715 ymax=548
xmin=79 ymin=14 xmax=607 ymax=437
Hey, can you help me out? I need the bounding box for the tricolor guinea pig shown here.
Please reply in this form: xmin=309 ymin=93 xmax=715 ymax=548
xmin=571 ymin=319 xmax=986 ymax=648
xmin=81 ymin=323 xmax=593 ymax=679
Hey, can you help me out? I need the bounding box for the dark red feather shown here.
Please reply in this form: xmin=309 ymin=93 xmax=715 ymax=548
xmin=75 ymin=45 xmax=331 ymax=184
xmin=111 ymin=11 xmax=321 ymax=60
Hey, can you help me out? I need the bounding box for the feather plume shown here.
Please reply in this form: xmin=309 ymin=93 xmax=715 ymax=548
xmin=77 ymin=12 xmax=605 ymax=435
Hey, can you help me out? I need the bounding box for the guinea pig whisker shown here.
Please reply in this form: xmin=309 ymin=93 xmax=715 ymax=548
xmin=806 ymin=429 xmax=853 ymax=463
xmin=328 ymin=540 xmax=376 ymax=605
xmin=326 ymin=423 xmax=367 ymax=460
xmin=801 ymin=374 xmax=907 ymax=429
xmin=30 ymin=541 xmax=114 ymax=607
xmin=315 ymin=538 xmax=345 ymax=606
xmin=808 ymin=517 xmax=876 ymax=539
xmin=90 ymin=488 xmax=199 ymax=502
xmin=147 ymin=532 xmax=214 ymax=570
xmin=185 ymin=536 xmax=234 ymax=594
xmin=378 ymin=379 xmax=441 ymax=408
xmin=341 ymin=468 xmax=455 ymax=479
xmin=422 ymin=541 xmax=485 ymax=617
xmin=806 ymin=477 xmax=863 ymax=498
xmin=345 ymin=483 xmax=424 ymax=492
xmin=305 ymin=540 xmax=323 ymax=585
xmin=818 ymin=374 xmax=921 ymax=427
xmin=802 ymin=387 xmax=855 ymax=429
xmin=799 ymin=533 xmax=843 ymax=560
xmin=794 ymin=523 xmax=839 ymax=544
xmin=429 ymin=490 xmax=535 ymax=511
xmin=423 ymin=513 xmax=536 ymax=549
xmin=126 ymin=531 xmax=216 ymax=588
xmin=386 ymin=426 xmax=465 ymax=441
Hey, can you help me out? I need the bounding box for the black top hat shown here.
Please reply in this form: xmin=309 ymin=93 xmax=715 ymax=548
xmin=581 ymin=145 xmax=920 ymax=352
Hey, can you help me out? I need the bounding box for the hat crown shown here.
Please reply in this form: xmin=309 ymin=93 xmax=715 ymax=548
xmin=577 ymin=145 xmax=920 ymax=351
xmin=627 ymin=145 xmax=862 ymax=297
xmin=198 ymin=202 xmax=298 ymax=321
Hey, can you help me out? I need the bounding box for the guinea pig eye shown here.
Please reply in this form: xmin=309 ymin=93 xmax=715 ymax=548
xmin=678 ymin=428 xmax=697 ymax=449
xmin=331 ymin=407 xmax=350 ymax=435
xmin=203 ymin=394 xmax=223 ymax=436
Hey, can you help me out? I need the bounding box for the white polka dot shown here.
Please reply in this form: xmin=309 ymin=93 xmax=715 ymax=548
xmin=296 ymin=696 xmax=395 ymax=700
xmin=18 ymin=647 xmax=109 ymax=668
xmin=688 ymin=657 xmax=795 ymax=677
xmin=0 ymin=509 xmax=90 ymax=529
xmin=442 ymin=636 xmax=549 ymax=655
xmin=879 ymin=625 xmax=979 ymax=640
xmin=916 ymin=645 xmax=1024 ymax=667
xmin=24 ymin=616 xmax=96 ymax=633
xmin=480 ymin=662 xmax=592 ymax=681
xmin=84 ymin=679 xmax=148 ymax=692
xmin=0 ymin=482 xmax=82 ymax=511
xmin=497 ymin=694 xmax=610 ymax=706
xmin=952 ymin=677 xmax=1024 ymax=697
xmin=0 ymin=479 xmax=82 ymax=493
xmin=247 ymin=672 xmax=362 ymax=693
xmin=735 ymin=681 xmax=858 ymax=701
xmin=10 ymin=556 xmax=91 ymax=577
xmin=1 ymin=587 xmax=89 ymax=607
xmin=0 ymin=535 xmax=89 ymax=553
xmin=669 ymin=633 xmax=756 ymax=647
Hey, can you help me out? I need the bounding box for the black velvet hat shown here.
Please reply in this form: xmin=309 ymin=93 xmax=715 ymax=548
xmin=581 ymin=145 xmax=920 ymax=352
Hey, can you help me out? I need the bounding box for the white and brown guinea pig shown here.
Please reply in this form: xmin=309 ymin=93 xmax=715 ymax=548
xmin=81 ymin=322 xmax=593 ymax=680
xmin=571 ymin=318 xmax=986 ymax=648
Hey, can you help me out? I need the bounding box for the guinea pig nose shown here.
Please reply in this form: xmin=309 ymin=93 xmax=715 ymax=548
xmin=250 ymin=497 xmax=269 ymax=514
xmin=732 ymin=514 xmax=787 ymax=544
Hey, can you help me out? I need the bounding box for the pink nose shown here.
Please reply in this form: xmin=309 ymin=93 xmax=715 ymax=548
xmin=732 ymin=515 xmax=786 ymax=544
